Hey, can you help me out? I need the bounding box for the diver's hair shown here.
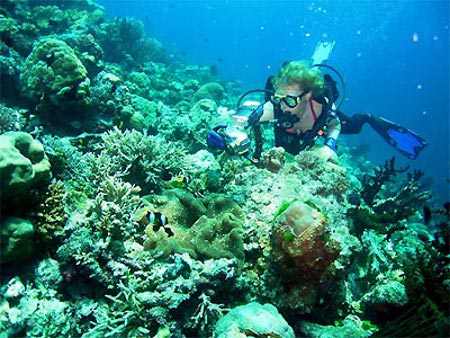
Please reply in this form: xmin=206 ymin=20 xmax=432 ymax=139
xmin=272 ymin=60 xmax=325 ymax=96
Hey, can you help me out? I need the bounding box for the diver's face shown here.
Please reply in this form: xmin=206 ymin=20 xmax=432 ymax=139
xmin=272 ymin=84 xmax=307 ymax=113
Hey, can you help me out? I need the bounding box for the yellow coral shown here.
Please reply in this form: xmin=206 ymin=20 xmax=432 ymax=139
xmin=32 ymin=180 xmax=66 ymax=241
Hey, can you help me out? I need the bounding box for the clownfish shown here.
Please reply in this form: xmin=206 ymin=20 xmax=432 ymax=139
xmin=147 ymin=212 xmax=174 ymax=237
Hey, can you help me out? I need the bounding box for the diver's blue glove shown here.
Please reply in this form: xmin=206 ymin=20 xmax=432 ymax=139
xmin=207 ymin=123 xmax=228 ymax=150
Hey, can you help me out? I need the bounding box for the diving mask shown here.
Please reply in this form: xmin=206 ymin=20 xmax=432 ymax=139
xmin=270 ymin=90 xmax=309 ymax=108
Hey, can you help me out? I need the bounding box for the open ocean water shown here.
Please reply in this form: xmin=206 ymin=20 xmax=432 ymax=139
xmin=99 ymin=0 xmax=450 ymax=201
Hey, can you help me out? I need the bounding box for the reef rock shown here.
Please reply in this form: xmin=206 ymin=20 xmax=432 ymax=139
xmin=214 ymin=302 xmax=295 ymax=338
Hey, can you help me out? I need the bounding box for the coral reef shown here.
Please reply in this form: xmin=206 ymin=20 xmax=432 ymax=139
xmin=193 ymin=82 xmax=225 ymax=104
xmin=0 ymin=1 xmax=447 ymax=337
xmin=348 ymin=157 xmax=431 ymax=238
xmin=143 ymin=190 xmax=246 ymax=265
xmin=271 ymin=200 xmax=340 ymax=312
xmin=0 ymin=105 xmax=27 ymax=134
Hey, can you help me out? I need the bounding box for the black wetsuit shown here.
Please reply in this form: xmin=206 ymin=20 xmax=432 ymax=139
xmin=337 ymin=112 xmax=373 ymax=134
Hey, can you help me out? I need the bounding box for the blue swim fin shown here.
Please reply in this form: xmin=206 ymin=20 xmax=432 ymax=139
xmin=370 ymin=117 xmax=427 ymax=160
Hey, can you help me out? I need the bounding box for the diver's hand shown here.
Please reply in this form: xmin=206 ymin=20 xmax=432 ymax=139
xmin=207 ymin=123 xmax=227 ymax=151
xmin=311 ymin=144 xmax=338 ymax=163
xmin=246 ymin=104 xmax=264 ymax=128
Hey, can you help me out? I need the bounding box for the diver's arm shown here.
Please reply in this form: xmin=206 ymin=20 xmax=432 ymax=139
xmin=259 ymin=101 xmax=275 ymax=122
xmin=324 ymin=114 xmax=341 ymax=150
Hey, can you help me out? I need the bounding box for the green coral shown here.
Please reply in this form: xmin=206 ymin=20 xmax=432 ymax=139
xmin=31 ymin=180 xmax=66 ymax=242
xmin=0 ymin=131 xmax=52 ymax=200
xmin=214 ymin=302 xmax=295 ymax=338
xmin=0 ymin=217 xmax=35 ymax=264
xmin=191 ymin=212 xmax=245 ymax=262
xmin=144 ymin=190 xmax=245 ymax=264
xmin=273 ymin=198 xmax=298 ymax=221
xmin=193 ymin=82 xmax=225 ymax=103
xmin=21 ymin=37 xmax=90 ymax=126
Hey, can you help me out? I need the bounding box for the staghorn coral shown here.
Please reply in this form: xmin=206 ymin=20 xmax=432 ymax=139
xmin=360 ymin=156 xmax=408 ymax=207
xmin=187 ymin=292 xmax=229 ymax=333
xmin=58 ymin=128 xmax=191 ymax=201
xmin=348 ymin=160 xmax=431 ymax=238
xmin=371 ymin=168 xmax=431 ymax=223
xmin=79 ymin=254 xmax=236 ymax=337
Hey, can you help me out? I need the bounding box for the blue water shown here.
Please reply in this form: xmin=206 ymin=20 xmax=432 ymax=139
xmin=99 ymin=0 xmax=449 ymax=201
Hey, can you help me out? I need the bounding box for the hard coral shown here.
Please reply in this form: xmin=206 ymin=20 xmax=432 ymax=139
xmin=31 ymin=180 xmax=66 ymax=242
xmin=0 ymin=105 xmax=27 ymax=133
xmin=0 ymin=131 xmax=52 ymax=200
xmin=272 ymin=201 xmax=340 ymax=283
xmin=271 ymin=201 xmax=340 ymax=311
xmin=21 ymin=37 xmax=90 ymax=128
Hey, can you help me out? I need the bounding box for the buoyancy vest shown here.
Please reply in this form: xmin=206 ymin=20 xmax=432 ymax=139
xmin=273 ymin=95 xmax=335 ymax=155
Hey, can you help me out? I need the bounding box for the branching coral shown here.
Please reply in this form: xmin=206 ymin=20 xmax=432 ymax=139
xmin=30 ymin=179 xmax=66 ymax=242
xmin=187 ymin=292 xmax=229 ymax=332
xmin=360 ymin=156 xmax=408 ymax=207
xmin=99 ymin=127 xmax=190 ymax=193
xmin=371 ymin=168 xmax=431 ymax=223
xmin=349 ymin=158 xmax=431 ymax=237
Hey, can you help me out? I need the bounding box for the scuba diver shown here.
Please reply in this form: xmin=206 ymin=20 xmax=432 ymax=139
xmin=207 ymin=44 xmax=427 ymax=164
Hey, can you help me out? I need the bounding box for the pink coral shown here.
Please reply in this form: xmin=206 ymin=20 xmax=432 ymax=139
xmin=271 ymin=201 xmax=340 ymax=311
